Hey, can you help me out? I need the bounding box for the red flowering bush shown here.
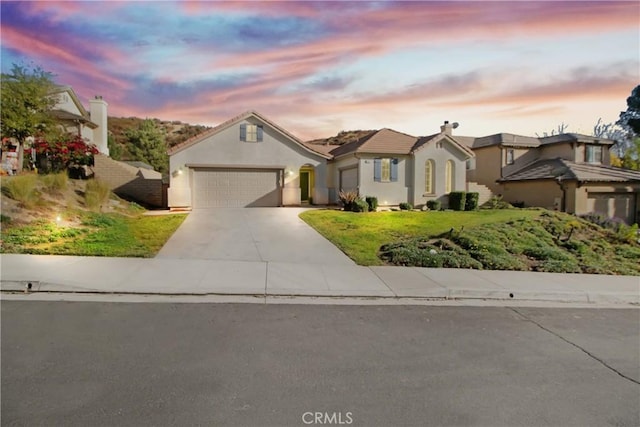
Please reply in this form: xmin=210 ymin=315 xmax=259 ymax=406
xmin=34 ymin=133 xmax=99 ymax=173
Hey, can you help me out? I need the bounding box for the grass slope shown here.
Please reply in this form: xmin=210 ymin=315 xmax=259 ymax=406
xmin=379 ymin=211 xmax=640 ymax=275
xmin=300 ymin=209 xmax=639 ymax=275
xmin=299 ymin=209 xmax=542 ymax=266
xmin=1 ymin=174 xmax=186 ymax=257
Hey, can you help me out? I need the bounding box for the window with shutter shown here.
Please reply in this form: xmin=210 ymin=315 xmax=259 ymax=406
xmin=375 ymin=158 xmax=397 ymax=183
xmin=240 ymin=124 xmax=263 ymax=142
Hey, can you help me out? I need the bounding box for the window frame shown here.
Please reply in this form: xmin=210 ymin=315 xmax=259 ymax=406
xmin=445 ymin=160 xmax=455 ymax=193
xmin=374 ymin=158 xmax=398 ymax=183
xmin=585 ymin=145 xmax=602 ymax=164
xmin=506 ymin=148 xmax=515 ymax=165
xmin=240 ymin=124 xmax=263 ymax=142
xmin=425 ymin=159 xmax=434 ymax=194
xmin=381 ymin=158 xmax=391 ymax=182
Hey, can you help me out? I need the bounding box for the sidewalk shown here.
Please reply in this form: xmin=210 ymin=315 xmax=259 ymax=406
xmin=1 ymin=254 xmax=638 ymax=305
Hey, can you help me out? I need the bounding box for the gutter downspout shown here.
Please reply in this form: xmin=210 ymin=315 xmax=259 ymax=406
xmin=555 ymin=176 xmax=566 ymax=212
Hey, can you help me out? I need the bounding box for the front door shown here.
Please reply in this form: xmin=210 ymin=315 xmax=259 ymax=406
xmin=300 ymin=171 xmax=310 ymax=202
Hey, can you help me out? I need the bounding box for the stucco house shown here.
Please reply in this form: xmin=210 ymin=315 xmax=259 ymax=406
xmin=167 ymin=111 xmax=331 ymax=208
xmin=167 ymin=111 xmax=474 ymax=209
xmin=458 ymin=132 xmax=640 ymax=224
xmin=325 ymin=122 xmax=474 ymax=207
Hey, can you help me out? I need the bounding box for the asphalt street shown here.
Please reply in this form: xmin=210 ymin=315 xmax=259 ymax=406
xmin=1 ymin=302 xmax=639 ymax=427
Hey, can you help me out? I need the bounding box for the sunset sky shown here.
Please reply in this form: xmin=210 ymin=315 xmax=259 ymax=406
xmin=1 ymin=1 xmax=638 ymax=140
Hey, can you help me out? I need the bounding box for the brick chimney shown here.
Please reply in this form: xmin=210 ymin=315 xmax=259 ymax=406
xmin=90 ymin=96 xmax=109 ymax=155
xmin=440 ymin=120 xmax=454 ymax=135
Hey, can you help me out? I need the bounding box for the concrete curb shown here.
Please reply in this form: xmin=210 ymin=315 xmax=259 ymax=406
xmin=2 ymin=280 xmax=638 ymax=306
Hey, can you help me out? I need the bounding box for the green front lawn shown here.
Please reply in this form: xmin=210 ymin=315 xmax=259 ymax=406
xmin=0 ymin=212 xmax=187 ymax=257
xmin=299 ymin=209 xmax=542 ymax=265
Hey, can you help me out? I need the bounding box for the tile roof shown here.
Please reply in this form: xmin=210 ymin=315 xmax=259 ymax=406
xmin=500 ymin=158 xmax=640 ymax=183
xmin=299 ymin=141 xmax=342 ymax=157
xmin=329 ymin=128 xmax=418 ymax=157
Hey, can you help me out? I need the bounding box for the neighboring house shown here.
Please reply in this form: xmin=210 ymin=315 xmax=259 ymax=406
xmin=166 ymin=112 xmax=474 ymax=209
xmin=458 ymin=133 xmax=640 ymax=224
xmin=50 ymin=86 xmax=166 ymax=208
xmin=326 ymin=122 xmax=474 ymax=207
xmin=49 ymin=86 xmax=109 ymax=155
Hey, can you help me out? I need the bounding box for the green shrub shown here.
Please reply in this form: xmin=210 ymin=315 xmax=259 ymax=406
xmin=82 ymin=213 xmax=119 ymax=227
xmin=0 ymin=214 xmax=11 ymax=224
xmin=426 ymin=200 xmax=441 ymax=211
xmin=338 ymin=190 xmax=360 ymax=211
xmin=465 ymin=192 xmax=479 ymax=211
xmin=84 ymin=179 xmax=111 ymax=211
xmin=365 ymin=196 xmax=378 ymax=212
xmin=481 ymin=195 xmax=512 ymax=209
xmin=448 ymin=191 xmax=466 ymax=211
xmin=41 ymin=172 xmax=68 ymax=193
xmin=1 ymin=174 xmax=38 ymax=207
xmin=399 ymin=202 xmax=412 ymax=210
xmin=536 ymin=259 xmax=581 ymax=273
xmin=351 ymin=199 xmax=369 ymax=213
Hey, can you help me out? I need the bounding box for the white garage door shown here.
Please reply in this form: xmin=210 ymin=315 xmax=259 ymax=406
xmin=193 ymin=168 xmax=281 ymax=208
xmin=340 ymin=167 xmax=358 ymax=193
xmin=587 ymin=193 xmax=635 ymax=224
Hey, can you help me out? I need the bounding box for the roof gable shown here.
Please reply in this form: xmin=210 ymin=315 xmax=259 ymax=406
xmin=167 ymin=110 xmax=330 ymax=158
xmin=51 ymin=85 xmax=90 ymax=118
xmin=411 ymin=133 xmax=475 ymax=158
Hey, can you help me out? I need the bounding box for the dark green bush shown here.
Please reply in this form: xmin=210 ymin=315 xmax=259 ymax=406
xmin=448 ymin=191 xmax=466 ymax=211
xmin=426 ymin=200 xmax=441 ymax=211
xmin=351 ymin=199 xmax=369 ymax=213
xmin=365 ymin=196 xmax=378 ymax=212
xmin=399 ymin=202 xmax=412 ymax=210
xmin=465 ymin=192 xmax=479 ymax=211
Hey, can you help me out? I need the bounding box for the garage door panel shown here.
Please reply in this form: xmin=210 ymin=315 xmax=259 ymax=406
xmin=587 ymin=193 xmax=634 ymax=224
xmin=194 ymin=168 xmax=281 ymax=208
xmin=340 ymin=168 xmax=358 ymax=193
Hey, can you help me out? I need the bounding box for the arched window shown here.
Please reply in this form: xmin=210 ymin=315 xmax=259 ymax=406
xmin=425 ymin=160 xmax=434 ymax=194
xmin=445 ymin=160 xmax=455 ymax=193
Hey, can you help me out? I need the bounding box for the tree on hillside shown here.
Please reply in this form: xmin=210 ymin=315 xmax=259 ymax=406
xmin=0 ymin=63 xmax=57 ymax=171
xmin=107 ymin=134 xmax=122 ymax=160
xmin=617 ymin=137 xmax=640 ymax=170
xmin=125 ymin=119 xmax=168 ymax=174
xmin=592 ymin=118 xmax=628 ymax=157
xmin=617 ymin=85 xmax=640 ymax=136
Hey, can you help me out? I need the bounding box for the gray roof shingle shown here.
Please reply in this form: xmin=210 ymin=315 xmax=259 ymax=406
xmin=500 ymin=158 xmax=640 ymax=183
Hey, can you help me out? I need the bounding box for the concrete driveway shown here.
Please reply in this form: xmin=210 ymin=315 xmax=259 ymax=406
xmin=156 ymin=208 xmax=355 ymax=265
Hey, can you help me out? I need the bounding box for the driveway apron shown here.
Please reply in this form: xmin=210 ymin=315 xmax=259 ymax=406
xmin=156 ymin=208 xmax=355 ymax=265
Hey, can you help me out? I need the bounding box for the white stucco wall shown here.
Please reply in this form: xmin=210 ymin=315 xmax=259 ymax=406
xmin=358 ymin=154 xmax=411 ymax=206
xmin=412 ymin=137 xmax=470 ymax=208
xmin=168 ymin=117 xmax=328 ymax=208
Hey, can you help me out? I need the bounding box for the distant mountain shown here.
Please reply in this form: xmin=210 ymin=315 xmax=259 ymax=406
xmin=306 ymin=129 xmax=377 ymax=146
xmin=107 ymin=116 xmax=210 ymax=159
